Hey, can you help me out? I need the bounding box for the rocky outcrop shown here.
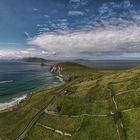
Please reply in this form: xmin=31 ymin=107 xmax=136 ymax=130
xmin=50 ymin=65 xmax=70 ymax=81
xmin=51 ymin=65 xmax=63 ymax=77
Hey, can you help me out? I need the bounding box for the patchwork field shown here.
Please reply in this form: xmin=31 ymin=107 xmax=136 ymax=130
xmin=0 ymin=62 xmax=140 ymax=140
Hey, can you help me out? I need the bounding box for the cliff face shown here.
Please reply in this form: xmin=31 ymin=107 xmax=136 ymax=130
xmin=50 ymin=65 xmax=63 ymax=77
xmin=50 ymin=65 xmax=70 ymax=81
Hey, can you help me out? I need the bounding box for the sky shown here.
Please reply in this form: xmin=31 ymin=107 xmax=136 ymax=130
xmin=0 ymin=0 xmax=140 ymax=59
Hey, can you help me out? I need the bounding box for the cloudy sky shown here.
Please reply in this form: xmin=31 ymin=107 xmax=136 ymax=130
xmin=0 ymin=0 xmax=140 ymax=59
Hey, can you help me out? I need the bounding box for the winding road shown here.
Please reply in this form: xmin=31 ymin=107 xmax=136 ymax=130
xmin=15 ymin=96 xmax=56 ymax=140
xmin=15 ymin=79 xmax=137 ymax=140
xmin=14 ymin=83 xmax=72 ymax=140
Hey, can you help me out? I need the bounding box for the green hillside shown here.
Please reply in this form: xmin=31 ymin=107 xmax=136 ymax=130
xmin=0 ymin=62 xmax=140 ymax=140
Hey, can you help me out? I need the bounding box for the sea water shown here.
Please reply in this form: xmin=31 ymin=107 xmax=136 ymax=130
xmin=0 ymin=60 xmax=62 ymax=104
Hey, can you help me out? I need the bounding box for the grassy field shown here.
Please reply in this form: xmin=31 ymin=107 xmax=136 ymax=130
xmin=122 ymin=108 xmax=140 ymax=140
xmin=0 ymin=62 xmax=140 ymax=140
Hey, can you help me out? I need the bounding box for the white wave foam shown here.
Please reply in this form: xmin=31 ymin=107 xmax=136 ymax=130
xmin=56 ymin=76 xmax=64 ymax=83
xmin=0 ymin=95 xmax=27 ymax=111
xmin=0 ymin=80 xmax=13 ymax=84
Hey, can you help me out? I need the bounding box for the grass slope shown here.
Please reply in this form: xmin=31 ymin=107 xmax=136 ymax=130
xmin=0 ymin=62 xmax=140 ymax=140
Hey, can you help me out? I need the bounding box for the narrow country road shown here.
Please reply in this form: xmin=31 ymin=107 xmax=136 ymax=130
xmin=36 ymin=123 xmax=72 ymax=137
xmin=108 ymin=82 xmax=128 ymax=140
xmin=46 ymin=113 xmax=108 ymax=117
xmin=15 ymin=96 xmax=56 ymax=140
xmin=14 ymin=83 xmax=72 ymax=140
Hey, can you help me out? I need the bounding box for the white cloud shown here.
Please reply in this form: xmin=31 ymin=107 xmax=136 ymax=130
xmin=36 ymin=24 xmax=42 ymax=27
xmin=123 ymin=0 xmax=132 ymax=8
xmin=0 ymin=47 xmax=51 ymax=59
xmin=28 ymin=24 xmax=140 ymax=57
xmin=70 ymin=0 xmax=80 ymax=2
xmin=98 ymin=0 xmax=133 ymax=23
xmin=26 ymin=48 xmax=36 ymax=51
xmin=33 ymin=8 xmax=38 ymax=11
xmin=42 ymin=50 xmax=56 ymax=55
xmin=68 ymin=11 xmax=84 ymax=16
xmin=13 ymin=0 xmax=139 ymax=59
xmin=24 ymin=32 xmax=30 ymax=38
xmin=69 ymin=0 xmax=88 ymax=9
xmin=57 ymin=19 xmax=67 ymax=22
xmin=39 ymin=28 xmax=50 ymax=32
xmin=44 ymin=14 xmax=50 ymax=18
xmin=69 ymin=0 xmax=81 ymax=9
xmin=81 ymin=0 xmax=88 ymax=6
xmin=0 ymin=50 xmax=21 ymax=58
xmin=42 ymin=50 xmax=49 ymax=54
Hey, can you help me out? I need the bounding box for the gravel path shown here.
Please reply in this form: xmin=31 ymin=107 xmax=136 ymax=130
xmin=37 ymin=123 xmax=72 ymax=137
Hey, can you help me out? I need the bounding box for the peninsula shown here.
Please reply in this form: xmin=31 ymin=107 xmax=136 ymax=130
xmin=0 ymin=62 xmax=140 ymax=140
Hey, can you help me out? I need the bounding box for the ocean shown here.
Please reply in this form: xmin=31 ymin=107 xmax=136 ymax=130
xmin=75 ymin=60 xmax=140 ymax=70
xmin=0 ymin=60 xmax=62 ymax=104
xmin=1 ymin=59 xmax=140 ymax=108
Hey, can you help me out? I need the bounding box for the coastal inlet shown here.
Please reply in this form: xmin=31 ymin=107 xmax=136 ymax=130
xmin=0 ymin=60 xmax=63 ymax=110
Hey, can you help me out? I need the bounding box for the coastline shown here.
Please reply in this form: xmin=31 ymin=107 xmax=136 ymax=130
xmin=0 ymin=66 xmax=64 ymax=113
xmin=0 ymin=95 xmax=27 ymax=112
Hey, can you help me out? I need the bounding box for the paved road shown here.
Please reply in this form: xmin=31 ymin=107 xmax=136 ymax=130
xmin=15 ymin=96 xmax=56 ymax=140
xmin=14 ymin=81 xmax=75 ymax=140
xmin=14 ymin=82 xmax=72 ymax=140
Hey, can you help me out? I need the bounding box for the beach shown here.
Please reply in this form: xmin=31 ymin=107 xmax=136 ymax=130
xmin=0 ymin=95 xmax=27 ymax=112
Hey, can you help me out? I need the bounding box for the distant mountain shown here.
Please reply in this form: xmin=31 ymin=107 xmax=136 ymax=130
xmin=21 ymin=57 xmax=48 ymax=63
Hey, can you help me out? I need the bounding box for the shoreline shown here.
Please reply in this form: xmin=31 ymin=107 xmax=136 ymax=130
xmin=0 ymin=72 xmax=64 ymax=113
xmin=0 ymin=95 xmax=28 ymax=112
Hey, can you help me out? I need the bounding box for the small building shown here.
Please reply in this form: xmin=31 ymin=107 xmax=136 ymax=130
xmin=53 ymin=105 xmax=62 ymax=113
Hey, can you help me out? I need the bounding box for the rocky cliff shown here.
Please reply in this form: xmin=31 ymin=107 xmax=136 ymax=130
xmin=50 ymin=65 xmax=70 ymax=81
